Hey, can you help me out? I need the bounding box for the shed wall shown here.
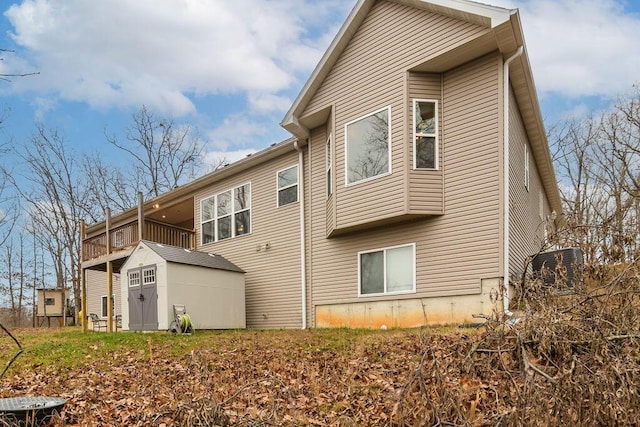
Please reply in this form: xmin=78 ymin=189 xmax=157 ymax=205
xmin=166 ymin=263 xmax=245 ymax=329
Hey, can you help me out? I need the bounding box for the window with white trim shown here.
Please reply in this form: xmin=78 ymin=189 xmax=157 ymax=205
xmin=101 ymin=294 xmax=115 ymax=317
xmin=201 ymin=183 xmax=251 ymax=244
xmin=326 ymin=135 xmax=332 ymax=196
xmin=277 ymin=165 xmax=298 ymax=207
xmin=524 ymin=143 xmax=530 ymax=191
xmin=143 ymin=267 xmax=156 ymax=285
xmin=413 ymin=100 xmax=438 ymax=169
xmin=128 ymin=271 xmax=140 ymax=287
xmin=359 ymin=244 xmax=416 ymax=296
xmin=345 ymin=106 xmax=391 ymax=185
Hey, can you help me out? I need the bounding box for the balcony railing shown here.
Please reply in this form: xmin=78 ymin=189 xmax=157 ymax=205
xmin=82 ymin=219 xmax=195 ymax=261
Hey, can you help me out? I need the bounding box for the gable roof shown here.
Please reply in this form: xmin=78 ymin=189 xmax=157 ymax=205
xmin=138 ymin=240 xmax=245 ymax=273
xmin=281 ymin=0 xmax=562 ymax=215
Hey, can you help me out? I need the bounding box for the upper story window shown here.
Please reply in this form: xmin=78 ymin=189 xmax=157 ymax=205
xmin=345 ymin=106 xmax=391 ymax=185
xmin=413 ymin=100 xmax=438 ymax=169
xmin=201 ymin=183 xmax=251 ymax=245
xmin=326 ymin=135 xmax=333 ymax=196
xmin=359 ymin=243 xmax=416 ymax=296
xmin=277 ymin=165 xmax=298 ymax=207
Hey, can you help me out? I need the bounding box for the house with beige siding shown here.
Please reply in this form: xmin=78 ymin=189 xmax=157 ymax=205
xmin=80 ymin=0 xmax=562 ymax=331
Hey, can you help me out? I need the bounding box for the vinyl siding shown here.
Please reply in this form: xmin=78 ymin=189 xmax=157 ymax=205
xmin=85 ymin=269 xmax=121 ymax=319
xmin=508 ymin=87 xmax=549 ymax=279
xmin=306 ymin=53 xmax=503 ymax=317
xmin=407 ymin=72 xmax=444 ymax=213
xmin=303 ymin=1 xmax=487 ymax=231
xmin=195 ymin=150 xmax=302 ymax=329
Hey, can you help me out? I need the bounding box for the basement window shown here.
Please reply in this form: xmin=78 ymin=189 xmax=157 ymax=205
xmin=359 ymin=243 xmax=416 ymax=296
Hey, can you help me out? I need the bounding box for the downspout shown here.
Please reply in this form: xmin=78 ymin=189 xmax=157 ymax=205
xmin=503 ymin=46 xmax=523 ymax=316
xmin=294 ymin=140 xmax=308 ymax=329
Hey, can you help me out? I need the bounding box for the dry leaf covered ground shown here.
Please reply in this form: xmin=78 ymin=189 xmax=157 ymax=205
xmin=0 ymin=262 xmax=638 ymax=426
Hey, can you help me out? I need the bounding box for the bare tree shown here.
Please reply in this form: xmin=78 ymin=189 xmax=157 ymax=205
xmin=105 ymin=106 xmax=203 ymax=200
xmin=549 ymin=84 xmax=640 ymax=263
xmin=0 ymin=49 xmax=39 ymax=82
xmin=11 ymin=124 xmax=88 ymax=316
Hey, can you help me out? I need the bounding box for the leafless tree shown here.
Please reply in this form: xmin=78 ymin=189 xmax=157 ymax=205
xmin=550 ymin=84 xmax=640 ymax=263
xmin=11 ymin=124 xmax=88 ymax=316
xmin=0 ymin=49 xmax=39 ymax=82
xmin=105 ymin=106 xmax=203 ymax=201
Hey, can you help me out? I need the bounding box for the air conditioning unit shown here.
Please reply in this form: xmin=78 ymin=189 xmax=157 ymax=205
xmin=531 ymin=247 xmax=584 ymax=286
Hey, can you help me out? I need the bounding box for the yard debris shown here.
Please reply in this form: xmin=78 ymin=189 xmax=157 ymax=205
xmin=0 ymin=261 xmax=638 ymax=425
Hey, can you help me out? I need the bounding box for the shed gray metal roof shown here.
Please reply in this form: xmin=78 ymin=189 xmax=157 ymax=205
xmin=139 ymin=241 xmax=245 ymax=273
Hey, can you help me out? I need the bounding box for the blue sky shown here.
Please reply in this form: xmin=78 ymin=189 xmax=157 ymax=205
xmin=1 ymin=0 xmax=640 ymax=170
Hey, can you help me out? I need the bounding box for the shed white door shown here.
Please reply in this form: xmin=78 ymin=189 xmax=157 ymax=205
xmin=127 ymin=266 xmax=158 ymax=330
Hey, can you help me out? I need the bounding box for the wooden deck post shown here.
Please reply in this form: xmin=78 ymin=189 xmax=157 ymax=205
xmin=106 ymin=208 xmax=113 ymax=332
xmin=107 ymin=260 xmax=113 ymax=333
xmin=138 ymin=192 xmax=144 ymax=242
xmin=81 ymin=219 xmax=87 ymax=332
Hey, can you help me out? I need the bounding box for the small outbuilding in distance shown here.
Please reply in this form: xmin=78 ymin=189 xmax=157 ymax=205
xmin=120 ymin=240 xmax=246 ymax=331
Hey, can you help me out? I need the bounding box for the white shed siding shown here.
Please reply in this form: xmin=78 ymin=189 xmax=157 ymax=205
xmin=166 ymin=263 xmax=245 ymax=329
xmin=120 ymin=246 xmax=166 ymax=330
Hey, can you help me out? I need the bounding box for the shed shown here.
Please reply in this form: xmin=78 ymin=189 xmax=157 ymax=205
xmin=36 ymin=288 xmax=69 ymax=327
xmin=120 ymin=241 xmax=246 ymax=331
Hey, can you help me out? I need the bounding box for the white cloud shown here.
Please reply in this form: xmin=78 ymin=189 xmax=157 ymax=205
xmin=205 ymin=113 xmax=268 ymax=151
xmin=491 ymin=0 xmax=640 ymax=100
xmin=248 ymin=92 xmax=291 ymax=114
xmin=3 ymin=0 xmax=348 ymax=116
xmin=203 ymin=149 xmax=257 ymax=171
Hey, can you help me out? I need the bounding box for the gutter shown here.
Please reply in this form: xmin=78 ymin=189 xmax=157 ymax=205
xmin=293 ymin=140 xmax=308 ymax=329
xmin=502 ymin=45 xmax=523 ymax=316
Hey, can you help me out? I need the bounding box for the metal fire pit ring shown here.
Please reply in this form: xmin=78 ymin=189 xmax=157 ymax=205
xmin=0 ymin=396 xmax=66 ymax=426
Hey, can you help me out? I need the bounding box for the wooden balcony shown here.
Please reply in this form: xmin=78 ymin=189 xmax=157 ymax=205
xmin=82 ymin=219 xmax=195 ymax=262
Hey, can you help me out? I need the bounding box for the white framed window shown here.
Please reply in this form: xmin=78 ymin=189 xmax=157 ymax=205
xmin=326 ymin=134 xmax=333 ymax=196
xmin=101 ymin=294 xmax=115 ymax=318
xmin=128 ymin=270 xmax=140 ymax=287
xmin=44 ymin=298 xmax=55 ymax=306
xmin=413 ymin=99 xmax=438 ymax=169
xmin=358 ymin=243 xmax=416 ymax=296
xmin=345 ymin=106 xmax=391 ymax=185
xmin=142 ymin=267 xmax=156 ymax=285
xmin=201 ymin=183 xmax=251 ymax=244
xmin=524 ymin=143 xmax=530 ymax=191
xmin=277 ymin=165 xmax=299 ymax=207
